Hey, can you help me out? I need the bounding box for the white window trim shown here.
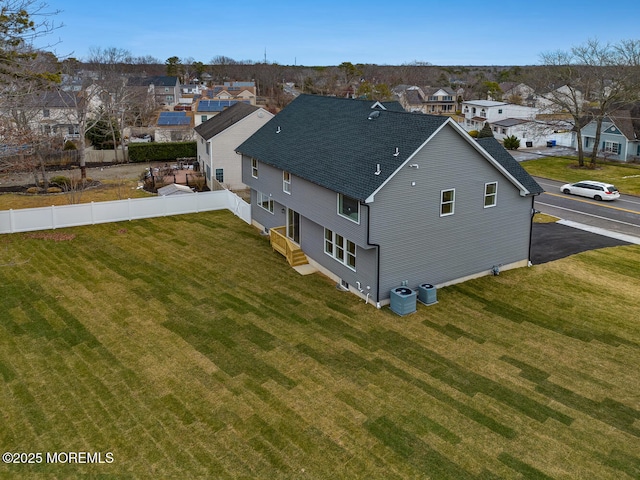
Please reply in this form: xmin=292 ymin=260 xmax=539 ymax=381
xmin=484 ymin=182 xmax=497 ymax=208
xmin=604 ymin=141 xmax=619 ymax=154
xmin=283 ymin=171 xmax=291 ymax=194
xmin=337 ymin=193 xmax=360 ymax=224
xmin=251 ymin=158 xmax=258 ymax=178
xmin=324 ymin=228 xmax=356 ymax=271
xmin=257 ymin=191 xmax=274 ymax=214
xmin=440 ymin=188 xmax=455 ymax=217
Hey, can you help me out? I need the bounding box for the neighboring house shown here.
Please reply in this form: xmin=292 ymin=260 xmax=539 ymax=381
xmin=490 ymin=118 xmax=575 ymax=148
xmin=181 ymin=84 xmax=204 ymax=95
xmin=534 ymin=85 xmax=584 ymax=112
xmin=154 ymin=111 xmax=194 ymax=142
xmin=127 ymin=75 xmax=181 ymax=107
xmin=203 ymin=82 xmax=257 ymax=105
xmin=194 ymin=102 xmax=274 ymax=191
xmin=499 ymin=82 xmax=536 ymax=106
xmin=29 ymin=91 xmax=81 ymax=140
xmin=194 ymin=99 xmax=251 ymax=127
xmin=1 ymin=90 xmax=102 ymax=144
xmin=236 ymin=95 xmax=543 ymax=307
xmin=460 ymin=100 xmax=540 ymax=132
xmin=580 ymin=108 xmax=640 ymax=162
xmin=397 ymin=86 xmax=459 ymax=115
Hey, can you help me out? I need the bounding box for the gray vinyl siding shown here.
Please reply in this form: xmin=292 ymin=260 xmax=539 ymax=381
xmin=298 ymin=214 xmax=378 ymax=293
xmin=242 ymin=154 xmax=378 ymax=291
xmin=242 ymin=154 xmax=369 ymax=245
xmin=370 ymin=125 xmax=533 ymax=299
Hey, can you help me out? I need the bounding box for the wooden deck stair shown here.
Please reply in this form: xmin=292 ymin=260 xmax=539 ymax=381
xmin=269 ymin=226 xmax=309 ymax=267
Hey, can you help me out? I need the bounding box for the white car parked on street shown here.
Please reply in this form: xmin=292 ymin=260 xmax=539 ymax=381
xmin=560 ymin=181 xmax=620 ymax=201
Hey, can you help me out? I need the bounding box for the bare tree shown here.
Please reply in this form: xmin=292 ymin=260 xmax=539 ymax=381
xmin=0 ymin=1 xmax=63 ymax=185
xmin=86 ymin=46 xmax=137 ymax=162
xmin=538 ymin=39 xmax=640 ymax=167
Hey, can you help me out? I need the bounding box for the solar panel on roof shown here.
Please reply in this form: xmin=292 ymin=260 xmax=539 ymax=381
xmin=158 ymin=111 xmax=190 ymax=126
xmin=198 ymin=100 xmax=240 ymax=112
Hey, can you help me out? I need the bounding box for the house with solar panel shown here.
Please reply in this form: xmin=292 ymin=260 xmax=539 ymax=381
xmin=194 ymin=102 xmax=273 ymax=191
xmin=194 ymin=99 xmax=253 ymax=127
xmin=154 ymin=111 xmax=194 ymax=142
xmin=236 ymin=95 xmax=543 ymax=307
xmin=206 ymin=82 xmax=257 ymax=104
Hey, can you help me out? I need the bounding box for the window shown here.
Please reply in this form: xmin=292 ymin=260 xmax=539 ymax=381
xmin=498 ymin=109 xmax=503 ymax=114
xmin=257 ymin=191 xmax=273 ymax=213
xmin=205 ymin=142 xmax=210 ymax=154
xmin=43 ymin=109 xmax=50 ymax=118
xmin=480 ymin=109 xmax=486 ymax=118
xmin=215 ymin=168 xmax=224 ymax=183
xmin=603 ymin=141 xmax=620 ymax=154
xmin=338 ymin=194 xmax=359 ymax=223
xmin=443 ymin=95 xmax=452 ymax=101
xmin=283 ymin=171 xmax=291 ymax=194
xmin=501 ymin=128 xmax=507 ymax=134
xmin=251 ymin=158 xmax=258 ymax=178
xmin=201 ymin=115 xmax=208 ymax=123
xmin=324 ymin=228 xmax=356 ymax=270
xmin=440 ymin=189 xmax=455 ymax=216
xmin=484 ymin=182 xmax=497 ymax=208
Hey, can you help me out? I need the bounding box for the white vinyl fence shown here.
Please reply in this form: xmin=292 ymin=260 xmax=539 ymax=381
xmin=0 ymin=190 xmax=251 ymax=234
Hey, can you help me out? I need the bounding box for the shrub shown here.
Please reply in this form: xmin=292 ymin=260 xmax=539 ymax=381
xmin=503 ymin=135 xmax=521 ymax=150
xmin=26 ymin=187 xmax=40 ymax=194
xmin=128 ymin=141 xmax=196 ymax=163
xmin=468 ymin=130 xmax=479 ymax=138
xmin=478 ymin=123 xmax=494 ymax=138
xmin=50 ymin=176 xmax=72 ymax=188
xmin=63 ymin=140 xmax=77 ymax=150
xmin=47 ymin=187 xmax=63 ymax=193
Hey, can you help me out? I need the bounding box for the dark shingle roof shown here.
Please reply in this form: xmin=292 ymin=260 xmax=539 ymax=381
xmin=476 ymin=137 xmax=544 ymax=195
xmin=194 ymin=102 xmax=261 ymax=140
xmin=127 ymin=75 xmax=179 ymax=87
xmin=237 ymin=94 xmax=542 ymax=200
xmin=236 ymin=95 xmax=446 ymax=201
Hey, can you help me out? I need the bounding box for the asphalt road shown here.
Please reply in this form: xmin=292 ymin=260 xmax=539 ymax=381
xmin=533 ymin=177 xmax=640 ymax=241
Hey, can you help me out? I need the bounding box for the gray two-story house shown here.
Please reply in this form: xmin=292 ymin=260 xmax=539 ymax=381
xmin=236 ymin=95 xmax=543 ymax=307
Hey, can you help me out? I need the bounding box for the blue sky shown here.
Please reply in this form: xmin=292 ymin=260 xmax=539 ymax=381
xmin=38 ymin=0 xmax=640 ymax=66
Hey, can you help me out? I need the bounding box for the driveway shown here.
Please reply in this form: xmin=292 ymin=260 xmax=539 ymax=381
xmin=530 ymin=222 xmax=632 ymax=264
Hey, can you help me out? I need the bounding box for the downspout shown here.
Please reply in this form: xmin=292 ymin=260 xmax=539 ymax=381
xmin=528 ymin=196 xmax=537 ymax=266
xmin=366 ymin=203 xmax=382 ymax=308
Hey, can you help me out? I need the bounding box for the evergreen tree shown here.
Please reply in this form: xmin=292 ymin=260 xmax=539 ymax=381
xmin=478 ymin=123 xmax=494 ymax=138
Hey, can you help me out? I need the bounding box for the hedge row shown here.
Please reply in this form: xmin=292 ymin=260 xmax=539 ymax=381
xmin=128 ymin=141 xmax=197 ymax=163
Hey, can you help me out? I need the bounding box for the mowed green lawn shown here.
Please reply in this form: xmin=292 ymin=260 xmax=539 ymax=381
xmin=0 ymin=211 xmax=639 ymax=479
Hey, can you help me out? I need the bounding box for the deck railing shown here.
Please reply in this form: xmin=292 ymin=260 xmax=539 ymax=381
xmin=269 ymin=226 xmax=306 ymax=266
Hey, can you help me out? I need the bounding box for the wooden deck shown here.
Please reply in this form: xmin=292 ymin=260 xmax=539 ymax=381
xmin=269 ymin=226 xmax=308 ymax=267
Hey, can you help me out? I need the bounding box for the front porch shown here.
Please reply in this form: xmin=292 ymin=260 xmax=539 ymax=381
xmin=269 ymin=226 xmax=309 ymax=267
